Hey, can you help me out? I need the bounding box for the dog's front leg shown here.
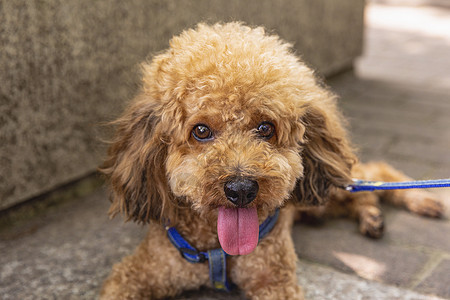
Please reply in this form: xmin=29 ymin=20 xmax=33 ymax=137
xmin=231 ymin=209 xmax=304 ymax=300
xmin=100 ymin=226 xmax=210 ymax=300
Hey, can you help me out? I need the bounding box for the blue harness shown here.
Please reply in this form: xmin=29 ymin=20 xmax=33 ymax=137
xmin=166 ymin=208 xmax=280 ymax=291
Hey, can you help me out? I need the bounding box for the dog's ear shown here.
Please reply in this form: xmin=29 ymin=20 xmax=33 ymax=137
xmin=294 ymin=96 xmax=357 ymax=206
xmin=99 ymin=95 xmax=174 ymax=224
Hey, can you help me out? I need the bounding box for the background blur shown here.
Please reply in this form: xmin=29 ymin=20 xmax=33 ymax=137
xmin=1 ymin=0 xmax=449 ymax=299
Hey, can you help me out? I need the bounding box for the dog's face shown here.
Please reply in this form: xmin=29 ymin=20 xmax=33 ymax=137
xmin=165 ymin=67 xmax=305 ymax=220
xmin=101 ymin=23 xmax=356 ymax=254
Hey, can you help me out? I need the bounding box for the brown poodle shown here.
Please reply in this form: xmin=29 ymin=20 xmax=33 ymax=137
xmin=99 ymin=23 xmax=444 ymax=299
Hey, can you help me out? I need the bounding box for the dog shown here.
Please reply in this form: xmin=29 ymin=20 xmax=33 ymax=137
xmin=99 ymin=23 xmax=444 ymax=299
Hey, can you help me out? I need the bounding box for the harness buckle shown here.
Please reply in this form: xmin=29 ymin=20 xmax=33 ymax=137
xmin=179 ymin=247 xmax=206 ymax=263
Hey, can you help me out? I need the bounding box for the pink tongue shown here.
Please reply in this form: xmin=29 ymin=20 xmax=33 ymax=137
xmin=217 ymin=207 xmax=259 ymax=255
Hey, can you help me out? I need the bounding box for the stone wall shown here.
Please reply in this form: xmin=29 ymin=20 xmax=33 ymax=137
xmin=0 ymin=0 xmax=364 ymax=210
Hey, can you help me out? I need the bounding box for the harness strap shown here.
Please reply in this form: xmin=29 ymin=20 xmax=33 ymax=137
xmin=346 ymin=178 xmax=450 ymax=192
xmin=208 ymin=248 xmax=233 ymax=291
xmin=166 ymin=208 xmax=280 ymax=292
xmin=258 ymin=208 xmax=280 ymax=239
xmin=167 ymin=227 xmax=207 ymax=263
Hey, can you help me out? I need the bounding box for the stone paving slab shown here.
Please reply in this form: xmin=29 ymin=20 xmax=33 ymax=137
xmin=416 ymin=259 xmax=450 ymax=298
xmin=331 ymin=75 xmax=450 ymax=143
xmin=297 ymin=261 xmax=444 ymax=300
xmin=359 ymin=3 xmax=450 ymax=91
xmin=384 ymin=208 xmax=450 ymax=253
xmin=294 ymin=218 xmax=431 ymax=287
xmin=293 ymin=195 xmax=450 ymax=298
xmin=0 ymin=189 xmax=146 ymax=300
xmin=329 ymin=73 xmax=450 ymax=181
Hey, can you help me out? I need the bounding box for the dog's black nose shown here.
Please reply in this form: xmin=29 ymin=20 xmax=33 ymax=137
xmin=224 ymin=177 xmax=259 ymax=207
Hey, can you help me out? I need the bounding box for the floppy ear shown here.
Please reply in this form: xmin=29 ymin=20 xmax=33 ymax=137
xmin=294 ymin=97 xmax=357 ymax=206
xmin=99 ymin=95 xmax=174 ymax=224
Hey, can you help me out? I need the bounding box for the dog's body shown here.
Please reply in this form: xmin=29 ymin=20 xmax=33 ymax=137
xmin=100 ymin=23 xmax=444 ymax=299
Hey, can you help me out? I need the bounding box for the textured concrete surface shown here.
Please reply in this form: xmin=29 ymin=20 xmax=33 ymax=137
xmin=0 ymin=0 xmax=364 ymax=210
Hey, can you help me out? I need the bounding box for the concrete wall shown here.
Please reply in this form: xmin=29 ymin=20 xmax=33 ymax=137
xmin=0 ymin=0 xmax=365 ymax=210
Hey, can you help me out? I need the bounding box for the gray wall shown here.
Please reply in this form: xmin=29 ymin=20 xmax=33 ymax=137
xmin=0 ymin=0 xmax=365 ymax=210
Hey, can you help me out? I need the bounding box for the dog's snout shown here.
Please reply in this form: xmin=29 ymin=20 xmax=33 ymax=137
xmin=224 ymin=177 xmax=259 ymax=207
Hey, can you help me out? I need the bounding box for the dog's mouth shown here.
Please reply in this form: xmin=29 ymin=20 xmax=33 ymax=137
xmin=217 ymin=206 xmax=259 ymax=255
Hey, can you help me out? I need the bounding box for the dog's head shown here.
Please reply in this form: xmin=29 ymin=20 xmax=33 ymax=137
xmin=101 ymin=23 xmax=356 ymax=254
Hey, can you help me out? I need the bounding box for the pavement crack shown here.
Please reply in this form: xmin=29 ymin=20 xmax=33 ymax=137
xmin=408 ymin=252 xmax=447 ymax=289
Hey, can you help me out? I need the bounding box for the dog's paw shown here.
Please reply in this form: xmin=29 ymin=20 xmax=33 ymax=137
xmin=403 ymin=190 xmax=445 ymax=218
xmin=359 ymin=206 xmax=384 ymax=238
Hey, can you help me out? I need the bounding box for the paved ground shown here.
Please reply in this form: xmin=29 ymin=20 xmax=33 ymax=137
xmin=1 ymin=1 xmax=449 ymax=299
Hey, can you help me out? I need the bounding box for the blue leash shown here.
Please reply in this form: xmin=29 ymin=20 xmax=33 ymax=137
xmin=346 ymin=178 xmax=450 ymax=192
xmin=166 ymin=208 xmax=280 ymax=291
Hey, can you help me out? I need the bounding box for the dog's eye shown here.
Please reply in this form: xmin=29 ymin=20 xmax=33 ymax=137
xmin=192 ymin=124 xmax=214 ymax=141
xmin=256 ymin=122 xmax=275 ymax=139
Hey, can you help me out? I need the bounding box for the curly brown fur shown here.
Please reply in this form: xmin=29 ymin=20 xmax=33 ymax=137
xmin=100 ymin=23 xmax=445 ymax=299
